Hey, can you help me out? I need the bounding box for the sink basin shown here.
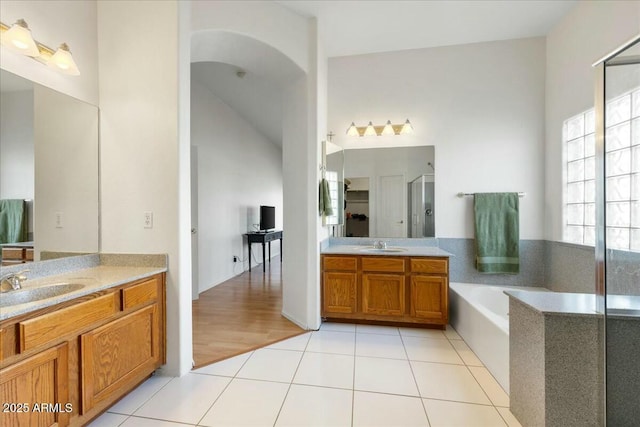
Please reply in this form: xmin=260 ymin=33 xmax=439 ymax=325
xmin=359 ymin=247 xmax=408 ymax=253
xmin=0 ymin=283 xmax=85 ymax=308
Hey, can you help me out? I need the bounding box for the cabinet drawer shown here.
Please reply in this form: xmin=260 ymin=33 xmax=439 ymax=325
xmin=122 ymin=277 xmax=158 ymax=310
xmin=2 ymin=248 xmax=24 ymax=260
xmin=362 ymin=257 xmax=405 ymax=273
xmin=20 ymin=293 xmax=117 ymax=352
xmin=411 ymin=258 xmax=448 ymax=274
xmin=323 ymin=256 xmax=357 ymax=271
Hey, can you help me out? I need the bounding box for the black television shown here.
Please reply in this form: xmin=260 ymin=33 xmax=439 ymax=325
xmin=259 ymin=205 xmax=275 ymax=231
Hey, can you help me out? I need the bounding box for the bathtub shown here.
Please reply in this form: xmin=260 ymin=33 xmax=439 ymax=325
xmin=449 ymin=282 xmax=547 ymax=394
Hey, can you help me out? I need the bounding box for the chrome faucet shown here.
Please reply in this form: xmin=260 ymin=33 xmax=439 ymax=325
xmin=373 ymin=240 xmax=387 ymax=249
xmin=0 ymin=270 xmax=29 ymax=291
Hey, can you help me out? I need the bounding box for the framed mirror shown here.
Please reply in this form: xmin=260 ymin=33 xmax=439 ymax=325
xmin=0 ymin=69 xmax=99 ymax=263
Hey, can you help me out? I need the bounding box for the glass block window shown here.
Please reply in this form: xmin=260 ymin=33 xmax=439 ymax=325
xmin=563 ymin=88 xmax=640 ymax=252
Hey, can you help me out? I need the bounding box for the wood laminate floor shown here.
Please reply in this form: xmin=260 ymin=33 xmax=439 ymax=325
xmin=192 ymin=260 xmax=305 ymax=368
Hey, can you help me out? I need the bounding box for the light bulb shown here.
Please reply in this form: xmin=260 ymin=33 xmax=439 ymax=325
xmin=1 ymin=19 xmax=39 ymax=57
xmin=382 ymin=120 xmax=394 ymax=136
xmin=400 ymin=119 xmax=414 ymax=135
xmin=364 ymin=121 xmax=376 ymax=136
xmin=346 ymin=122 xmax=360 ymax=137
xmin=48 ymin=43 xmax=80 ymax=75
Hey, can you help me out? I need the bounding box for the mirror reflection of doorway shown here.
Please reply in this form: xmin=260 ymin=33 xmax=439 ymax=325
xmin=378 ymin=174 xmax=406 ymax=238
xmin=345 ymin=177 xmax=369 ymax=237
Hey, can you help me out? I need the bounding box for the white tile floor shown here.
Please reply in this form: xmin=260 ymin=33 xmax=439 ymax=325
xmin=89 ymin=323 xmax=522 ymax=427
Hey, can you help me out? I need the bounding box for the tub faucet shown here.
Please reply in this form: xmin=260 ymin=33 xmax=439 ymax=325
xmin=373 ymin=240 xmax=387 ymax=249
xmin=0 ymin=270 xmax=29 ymax=291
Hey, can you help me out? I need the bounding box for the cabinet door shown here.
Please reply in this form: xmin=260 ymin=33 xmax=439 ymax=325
xmin=410 ymin=275 xmax=447 ymax=320
xmin=362 ymin=273 xmax=405 ymax=316
xmin=322 ymin=272 xmax=357 ymax=314
xmin=0 ymin=343 xmax=70 ymax=427
xmin=81 ymin=304 xmax=159 ymax=413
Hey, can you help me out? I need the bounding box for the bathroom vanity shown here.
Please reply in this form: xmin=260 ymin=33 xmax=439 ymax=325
xmin=0 ymin=257 xmax=166 ymax=427
xmin=321 ymin=245 xmax=450 ymax=328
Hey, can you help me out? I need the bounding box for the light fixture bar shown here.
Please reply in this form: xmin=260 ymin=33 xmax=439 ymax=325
xmin=346 ymin=119 xmax=414 ymax=137
xmin=0 ymin=20 xmax=80 ymax=76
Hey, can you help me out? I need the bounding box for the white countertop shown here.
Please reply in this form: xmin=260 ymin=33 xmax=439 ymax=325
xmin=0 ymin=265 xmax=166 ymax=321
xmin=321 ymin=244 xmax=452 ymax=257
xmin=505 ymin=290 xmax=640 ymax=318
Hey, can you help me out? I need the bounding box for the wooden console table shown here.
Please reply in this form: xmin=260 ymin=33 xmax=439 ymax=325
xmin=245 ymin=230 xmax=283 ymax=272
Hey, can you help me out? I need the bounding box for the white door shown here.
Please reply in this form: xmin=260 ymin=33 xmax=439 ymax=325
xmin=377 ymin=175 xmax=406 ymax=237
xmin=191 ymin=146 xmax=199 ymax=300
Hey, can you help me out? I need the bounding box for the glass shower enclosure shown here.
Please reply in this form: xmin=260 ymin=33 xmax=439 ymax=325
xmin=408 ymin=174 xmax=435 ymax=238
xmin=594 ymin=34 xmax=640 ymax=425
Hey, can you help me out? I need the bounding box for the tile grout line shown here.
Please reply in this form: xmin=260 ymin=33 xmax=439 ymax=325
xmin=399 ymin=330 xmax=434 ymax=427
xmin=448 ymin=333 xmax=509 ymax=425
xmin=194 ymin=349 xmax=257 ymax=426
xmin=107 ymin=374 xmax=175 ymax=417
xmin=351 ymin=326 xmax=359 ymax=426
xmin=271 ymin=329 xmax=312 ymax=426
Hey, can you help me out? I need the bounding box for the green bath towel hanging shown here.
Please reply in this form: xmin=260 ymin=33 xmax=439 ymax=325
xmin=473 ymin=193 xmax=520 ymax=274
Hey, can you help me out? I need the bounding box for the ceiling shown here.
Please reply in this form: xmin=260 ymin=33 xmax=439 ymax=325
xmin=278 ymin=0 xmax=577 ymax=58
xmin=195 ymin=1 xmax=577 ymax=146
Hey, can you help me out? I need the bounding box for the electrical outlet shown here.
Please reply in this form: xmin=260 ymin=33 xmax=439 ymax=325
xmin=233 ymin=256 xmax=239 ymax=263
xmin=55 ymin=212 xmax=63 ymax=228
xmin=144 ymin=211 xmax=153 ymax=229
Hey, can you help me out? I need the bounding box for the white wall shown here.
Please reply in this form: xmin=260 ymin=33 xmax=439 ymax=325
xmin=34 ymin=85 xmax=98 ymax=258
xmin=0 ymin=90 xmax=33 ymax=200
xmin=191 ymin=77 xmax=283 ymax=292
xmin=329 ymin=37 xmax=546 ymax=239
xmin=98 ymin=0 xmax=189 ymax=376
xmin=0 ymin=0 xmax=98 ymax=105
xmin=545 ymin=1 xmax=640 ymax=241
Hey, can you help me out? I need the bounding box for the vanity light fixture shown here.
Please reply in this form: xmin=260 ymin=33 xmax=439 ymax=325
xmin=0 ymin=19 xmax=80 ymax=76
xmin=346 ymin=119 xmax=414 ymax=137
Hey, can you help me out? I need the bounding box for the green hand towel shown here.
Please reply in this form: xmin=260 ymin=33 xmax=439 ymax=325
xmin=0 ymin=199 xmax=28 ymax=244
xmin=319 ymin=178 xmax=334 ymax=217
xmin=474 ymin=193 xmax=519 ymax=274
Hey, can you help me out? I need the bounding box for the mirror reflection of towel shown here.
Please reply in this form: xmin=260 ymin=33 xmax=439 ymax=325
xmin=0 ymin=199 xmax=28 ymax=244
xmin=319 ymin=178 xmax=334 ymax=217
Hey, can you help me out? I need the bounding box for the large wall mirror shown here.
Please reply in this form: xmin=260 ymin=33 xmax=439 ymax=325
xmin=0 ymin=69 xmax=99 ymax=263
xmin=343 ymin=145 xmax=435 ymax=238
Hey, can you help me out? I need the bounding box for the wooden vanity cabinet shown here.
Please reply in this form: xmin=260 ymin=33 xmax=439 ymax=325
xmin=0 ymin=273 xmax=166 ymax=427
xmin=321 ymin=254 xmax=449 ymax=328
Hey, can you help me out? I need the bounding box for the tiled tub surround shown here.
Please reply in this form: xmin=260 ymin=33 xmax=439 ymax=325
xmin=0 ymin=253 xmax=167 ymax=320
xmin=439 ymin=238 xmax=546 ymax=287
xmin=506 ymin=291 xmax=640 ymax=426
